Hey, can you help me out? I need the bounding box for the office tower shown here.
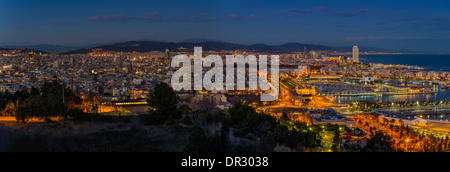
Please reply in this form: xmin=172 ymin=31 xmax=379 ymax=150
xmin=353 ymin=46 xmax=359 ymax=63
xmin=70 ymin=78 xmax=74 ymax=91
xmin=127 ymin=63 xmax=133 ymax=74
xmin=53 ymin=60 xmax=59 ymax=68
xmin=303 ymin=46 xmax=307 ymax=58
xmin=165 ymin=48 xmax=170 ymax=60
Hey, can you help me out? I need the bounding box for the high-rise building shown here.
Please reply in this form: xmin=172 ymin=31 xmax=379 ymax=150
xmin=165 ymin=48 xmax=170 ymax=60
xmin=353 ymin=46 xmax=359 ymax=63
xmin=53 ymin=60 xmax=59 ymax=68
xmin=70 ymin=78 xmax=74 ymax=91
xmin=303 ymin=46 xmax=307 ymax=58
xmin=126 ymin=63 xmax=133 ymax=74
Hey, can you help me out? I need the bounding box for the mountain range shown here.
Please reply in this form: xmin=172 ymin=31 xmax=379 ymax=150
xmin=1 ymin=44 xmax=78 ymax=53
xmin=1 ymin=40 xmax=403 ymax=54
xmin=64 ymin=41 xmax=403 ymax=54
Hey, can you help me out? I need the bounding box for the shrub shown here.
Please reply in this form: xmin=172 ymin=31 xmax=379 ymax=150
xmin=182 ymin=115 xmax=193 ymax=125
xmin=68 ymin=109 xmax=116 ymax=123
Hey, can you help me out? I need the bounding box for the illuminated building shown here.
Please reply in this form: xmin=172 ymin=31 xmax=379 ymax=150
xmin=70 ymin=57 xmax=75 ymax=66
xmin=352 ymin=46 xmax=359 ymax=63
xmin=362 ymin=76 xmax=375 ymax=83
xmin=165 ymin=48 xmax=170 ymax=60
xmin=296 ymin=87 xmax=317 ymax=95
xmin=309 ymin=108 xmax=355 ymax=128
xmin=34 ymin=58 xmax=41 ymax=68
xmin=310 ymin=73 xmax=343 ymax=79
xmin=26 ymin=52 xmax=35 ymax=61
xmin=53 ymin=60 xmax=59 ymax=68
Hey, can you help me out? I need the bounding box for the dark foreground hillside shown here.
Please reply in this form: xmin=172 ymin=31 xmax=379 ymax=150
xmin=0 ymin=119 xmax=195 ymax=152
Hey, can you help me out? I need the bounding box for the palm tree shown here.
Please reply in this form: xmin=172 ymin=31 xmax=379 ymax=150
xmin=4 ymin=101 xmax=16 ymax=116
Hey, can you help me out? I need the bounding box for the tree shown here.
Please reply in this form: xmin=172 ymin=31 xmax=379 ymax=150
xmin=3 ymin=101 xmax=16 ymax=116
xmin=13 ymin=81 xmax=81 ymax=122
xmin=179 ymin=104 xmax=192 ymax=114
xmin=184 ymin=127 xmax=207 ymax=152
xmin=227 ymin=103 xmax=255 ymax=125
xmin=15 ymin=93 xmax=65 ymax=122
xmin=15 ymin=95 xmax=39 ymax=123
xmin=227 ymin=103 xmax=277 ymax=138
xmin=30 ymin=87 xmax=40 ymax=96
xmin=364 ymin=132 xmax=399 ymax=152
xmin=146 ymin=82 xmax=180 ymax=125
xmin=332 ymin=125 xmax=341 ymax=152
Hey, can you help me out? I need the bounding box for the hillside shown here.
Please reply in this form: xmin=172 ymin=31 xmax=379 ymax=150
xmin=0 ymin=121 xmax=195 ymax=152
xmin=2 ymin=44 xmax=78 ymax=53
xmin=0 ymin=47 xmax=47 ymax=54
xmin=64 ymin=41 xmax=397 ymax=54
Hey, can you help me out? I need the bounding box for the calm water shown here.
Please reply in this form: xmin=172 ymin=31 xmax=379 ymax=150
xmin=361 ymin=54 xmax=450 ymax=72
xmin=336 ymin=86 xmax=450 ymax=103
xmin=336 ymin=54 xmax=450 ymax=103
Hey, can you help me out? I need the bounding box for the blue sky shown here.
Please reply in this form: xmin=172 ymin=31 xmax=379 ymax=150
xmin=1 ymin=0 xmax=450 ymax=53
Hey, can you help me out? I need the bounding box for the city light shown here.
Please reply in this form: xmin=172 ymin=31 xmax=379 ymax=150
xmin=1 ymin=0 xmax=450 ymax=154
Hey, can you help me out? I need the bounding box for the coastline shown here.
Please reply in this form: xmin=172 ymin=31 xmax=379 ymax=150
xmin=334 ymin=52 xmax=450 ymax=56
xmin=336 ymin=92 xmax=436 ymax=97
xmin=360 ymin=54 xmax=450 ymax=72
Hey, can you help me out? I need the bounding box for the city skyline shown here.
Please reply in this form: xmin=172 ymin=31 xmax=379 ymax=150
xmin=2 ymin=0 xmax=450 ymax=53
xmin=1 ymin=0 xmax=450 ymax=153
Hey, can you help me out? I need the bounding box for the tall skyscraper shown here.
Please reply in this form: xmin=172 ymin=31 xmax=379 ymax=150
xmin=303 ymin=46 xmax=307 ymax=58
xmin=165 ymin=48 xmax=170 ymax=60
xmin=353 ymin=46 xmax=359 ymax=63
xmin=70 ymin=78 xmax=74 ymax=91
xmin=53 ymin=60 xmax=59 ymax=68
xmin=70 ymin=57 xmax=75 ymax=66
xmin=126 ymin=63 xmax=133 ymax=74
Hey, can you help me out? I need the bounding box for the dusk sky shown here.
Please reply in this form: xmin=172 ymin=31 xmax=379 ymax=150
xmin=1 ymin=0 xmax=450 ymax=53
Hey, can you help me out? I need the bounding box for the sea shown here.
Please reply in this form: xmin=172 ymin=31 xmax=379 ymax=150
xmin=336 ymin=54 xmax=450 ymax=103
xmin=361 ymin=54 xmax=450 ymax=72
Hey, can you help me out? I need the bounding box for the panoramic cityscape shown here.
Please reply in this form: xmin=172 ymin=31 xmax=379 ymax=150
xmin=1 ymin=0 xmax=450 ymax=157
